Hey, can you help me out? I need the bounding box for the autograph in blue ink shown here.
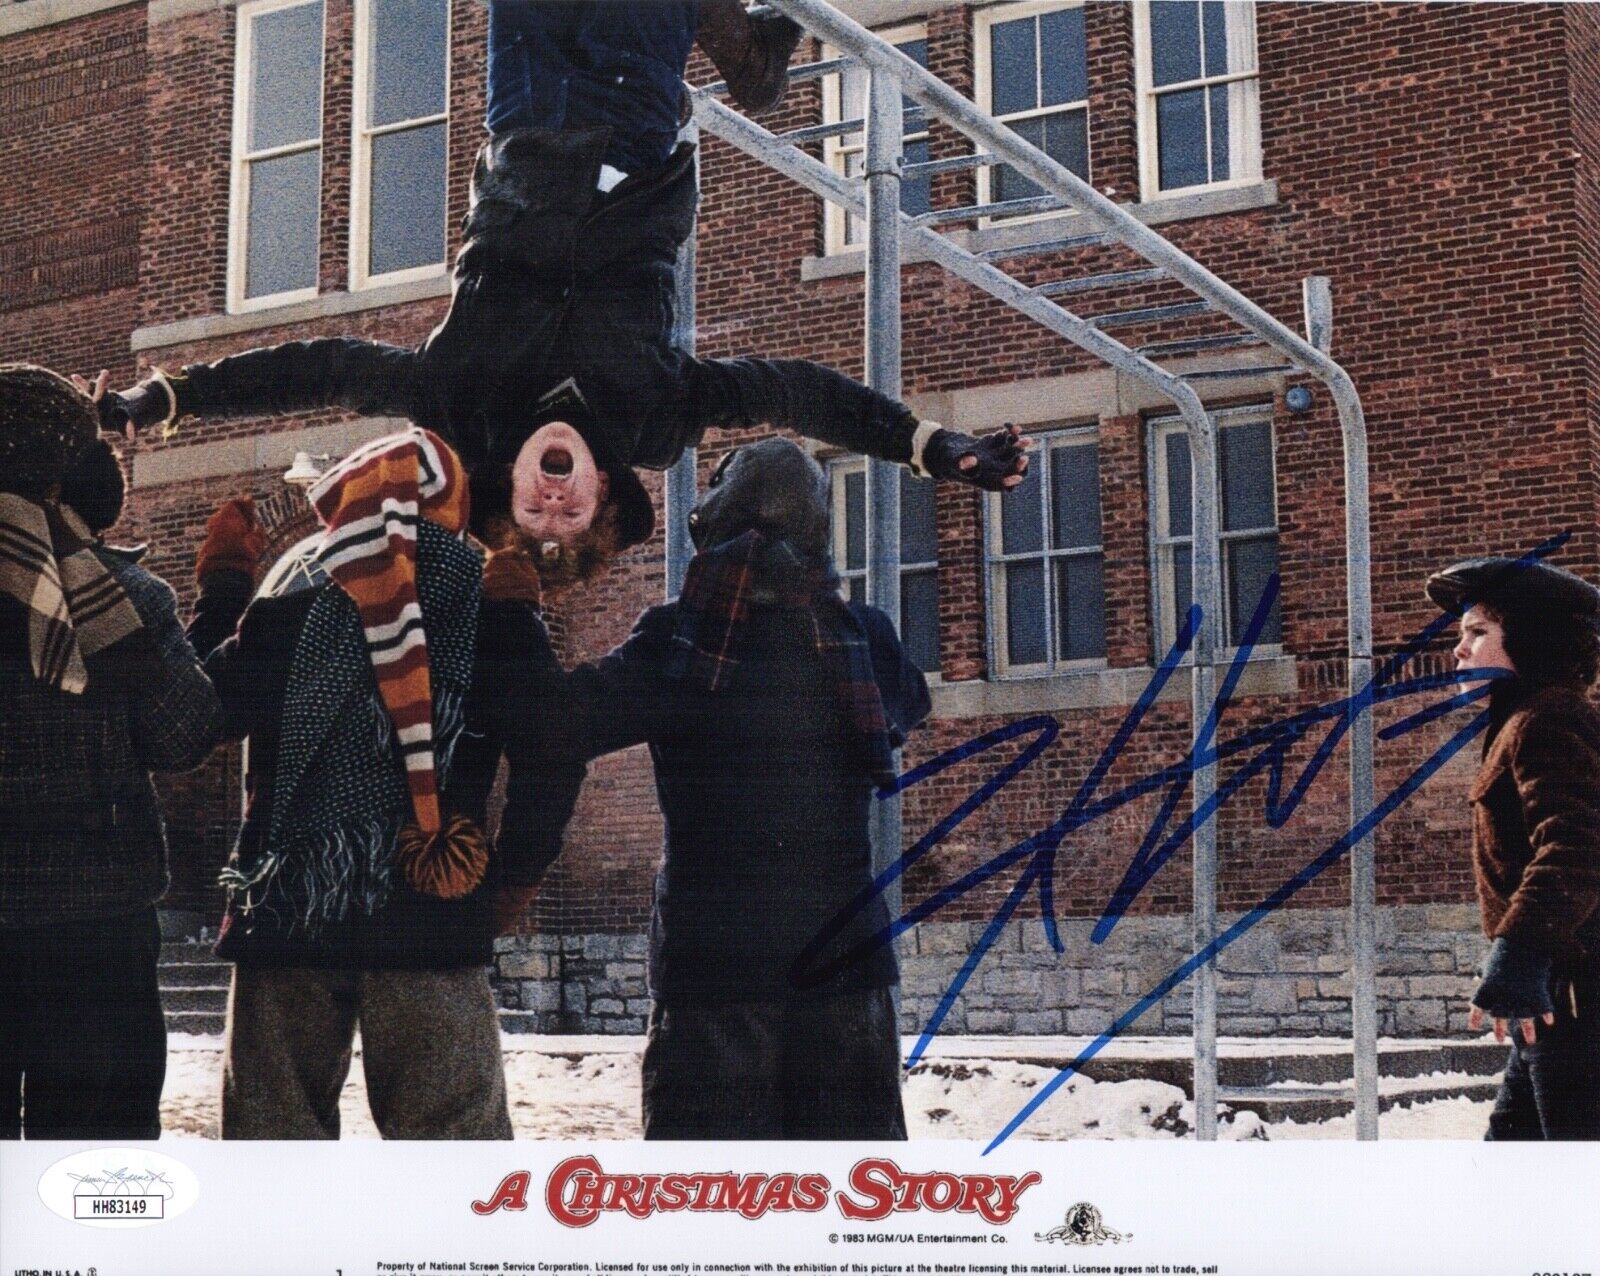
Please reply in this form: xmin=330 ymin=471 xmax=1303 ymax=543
xmin=794 ymin=534 xmax=1569 ymax=1152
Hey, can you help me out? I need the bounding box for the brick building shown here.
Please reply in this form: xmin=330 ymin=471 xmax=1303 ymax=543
xmin=3 ymin=0 xmax=1597 ymax=1039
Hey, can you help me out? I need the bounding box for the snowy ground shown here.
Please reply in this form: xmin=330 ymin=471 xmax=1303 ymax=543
xmin=159 ymin=1034 xmax=1495 ymax=1141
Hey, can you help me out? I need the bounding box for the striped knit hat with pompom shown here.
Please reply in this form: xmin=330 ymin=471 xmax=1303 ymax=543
xmin=308 ymin=428 xmax=486 ymax=898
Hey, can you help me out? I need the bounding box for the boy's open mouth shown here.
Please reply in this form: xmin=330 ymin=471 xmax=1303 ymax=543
xmin=540 ymin=447 xmax=574 ymax=478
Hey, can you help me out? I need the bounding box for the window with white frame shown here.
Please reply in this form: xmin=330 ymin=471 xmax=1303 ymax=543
xmin=230 ymin=0 xmax=325 ymax=310
xmin=975 ymin=1 xmax=1089 ymax=219
xmin=352 ymin=0 xmax=450 ymax=287
xmin=821 ymin=26 xmax=930 ymax=254
xmin=1135 ymin=0 xmax=1260 ymax=197
xmin=1150 ymin=406 xmax=1281 ymax=655
xmin=829 ymin=460 xmax=941 ymax=675
xmin=986 ymin=429 xmax=1104 ymax=675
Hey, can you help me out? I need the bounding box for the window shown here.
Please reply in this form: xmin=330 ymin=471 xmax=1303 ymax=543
xmin=1135 ymin=0 xmax=1261 ymax=196
xmin=1150 ymin=406 xmax=1280 ymax=654
xmin=829 ymin=460 xmax=941 ymax=675
xmin=986 ymin=429 xmax=1104 ymax=675
xmin=821 ymin=25 xmax=930 ymax=254
xmin=975 ymin=1 xmax=1089 ymax=221
xmin=230 ymin=0 xmax=325 ymax=311
xmin=352 ymin=0 xmax=450 ymax=287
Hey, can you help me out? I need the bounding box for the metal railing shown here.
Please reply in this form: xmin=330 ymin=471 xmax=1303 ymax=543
xmin=669 ymin=0 xmax=1375 ymax=1140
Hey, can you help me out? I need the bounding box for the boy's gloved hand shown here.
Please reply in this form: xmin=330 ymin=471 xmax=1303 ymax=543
xmin=1469 ymin=936 xmax=1557 ymax=1044
xmin=921 ymin=423 xmax=1030 ymax=491
xmin=98 ymin=381 xmax=173 ymax=436
xmin=196 ymin=496 xmax=268 ymax=585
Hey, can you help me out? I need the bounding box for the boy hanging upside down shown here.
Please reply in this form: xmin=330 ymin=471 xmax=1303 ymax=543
xmin=98 ymin=1 xmax=1027 ymax=579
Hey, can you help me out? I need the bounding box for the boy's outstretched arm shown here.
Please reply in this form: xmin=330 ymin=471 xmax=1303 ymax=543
xmin=665 ymin=355 xmax=1029 ymax=491
xmin=96 ymin=338 xmax=426 ymax=435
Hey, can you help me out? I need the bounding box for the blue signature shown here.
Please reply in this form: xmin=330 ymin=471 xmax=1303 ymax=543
xmin=793 ymin=535 xmax=1568 ymax=1151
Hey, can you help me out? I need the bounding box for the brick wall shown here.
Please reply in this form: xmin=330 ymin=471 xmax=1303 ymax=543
xmin=5 ymin=2 xmax=1595 ymax=1034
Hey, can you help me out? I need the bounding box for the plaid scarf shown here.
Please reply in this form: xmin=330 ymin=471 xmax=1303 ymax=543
xmin=0 ymin=493 xmax=142 ymax=693
xmin=664 ymin=530 xmax=897 ymax=789
xmin=308 ymin=428 xmax=470 ymax=835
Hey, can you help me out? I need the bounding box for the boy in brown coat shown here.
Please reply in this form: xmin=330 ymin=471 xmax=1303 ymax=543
xmin=1427 ymin=556 xmax=1600 ymax=1140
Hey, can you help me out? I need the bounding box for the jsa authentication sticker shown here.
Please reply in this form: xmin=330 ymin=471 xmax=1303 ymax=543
xmin=37 ymin=1147 xmax=199 ymax=1229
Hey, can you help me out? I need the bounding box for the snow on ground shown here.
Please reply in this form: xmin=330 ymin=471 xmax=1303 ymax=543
xmin=159 ymin=1034 xmax=1494 ymax=1141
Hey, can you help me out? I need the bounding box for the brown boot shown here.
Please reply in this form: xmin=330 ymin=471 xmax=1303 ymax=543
xmin=696 ymin=0 xmax=803 ymax=116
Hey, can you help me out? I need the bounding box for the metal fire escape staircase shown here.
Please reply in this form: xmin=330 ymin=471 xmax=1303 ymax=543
xmin=667 ymin=0 xmax=1377 ymax=1142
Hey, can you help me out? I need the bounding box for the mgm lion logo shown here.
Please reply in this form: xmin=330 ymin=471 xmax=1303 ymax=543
xmin=1036 ymin=1201 xmax=1131 ymax=1246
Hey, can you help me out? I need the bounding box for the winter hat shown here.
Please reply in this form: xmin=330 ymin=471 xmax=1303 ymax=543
xmin=59 ymin=436 xmax=127 ymax=535
xmin=308 ymin=428 xmax=487 ymax=897
xmin=1425 ymin=555 xmax=1600 ymax=626
xmin=0 ymin=364 xmax=100 ymax=500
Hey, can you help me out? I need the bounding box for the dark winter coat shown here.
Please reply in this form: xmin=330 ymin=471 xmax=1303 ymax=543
xmin=0 ymin=549 xmax=222 ymax=925
xmin=1471 ymin=682 xmax=1600 ymax=967
xmin=187 ymin=564 xmax=585 ymax=970
xmin=161 ymin=140 xmax=921 ymax=500
xmin=523 ymin=598 xmax=931 ymax=997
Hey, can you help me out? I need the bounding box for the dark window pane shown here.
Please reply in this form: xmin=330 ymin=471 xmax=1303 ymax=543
xmin=1208 ymin=82 xmax=1230 ymax=182
xmin=1202 ymin=0 xmax=1231 ymax=76
xmin=1156 ymin=88 xmax=1207 ymax=190
xmin=846 ymin=575 xmax=866 ymax=606
xmin=1171 ymin=546 xmax=1193 ymax=642
xmin=1051 ymin=442 xmax=1101 ymax=550
xmin=1040 ymin=6 xmax=1087 ymax=105
xmin=1000 ymin=453 xmax=1044 ymax=555
xmin=995 ymin=111 xmax=1087 ymax=206
xmin=369 ymin=123 xmax=446 ymax=275
xmin=1042 ymin=108 xmax=1089 ymax=182
xmin=1164 ymin=431 xmax=1192 ymax=537
xmin=1005 ymin=560 xmax=1047 ymax=667
xmin=901 ymin=568 xmax=940 ymax=674
xmin=898 ymin=36 xmax=928 ymax=114
xmin=902 ymin=137 xmax=931 ymax=218
xmin=844 ymin=470 xmax=866 ymax=571
xmin=995 ymin=115 xmax=1045 ymax=204
xmin=245 ymin=148 xmax=320 ymax=298
xmin=1055 ymin=555 xmax=1105 ymax=661
xmin=900 ymin=469 xmax=938 ymax=565
xmin=372 ymin=0 xmax=447 ymax=126
xmin=1227 ymin=536 xmax=1282 ymax=646
xmin=991 ymin=17 xmax=1038 ymax=116
xmin=250 ymin=2 xmax=324 ymax=151
xmin=1150 ymin=0 xmax=1201 ymax=87
xmin=1220 ymin=420 xmax=1274 ymax=531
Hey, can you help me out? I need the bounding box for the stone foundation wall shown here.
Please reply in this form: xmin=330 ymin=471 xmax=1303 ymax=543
xmin=492 ymin=904 xmax=1486 ymax=1038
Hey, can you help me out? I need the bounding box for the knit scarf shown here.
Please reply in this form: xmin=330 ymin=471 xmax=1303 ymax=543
xmin=0 ymin=493 xmax=142 ymax=693
xmin=228 ymin=520 xmax=482 ymax=933
xmin=664 ymin=530 xmax=898 ymax=789
xmin=308 ymin=428 xmax=471 ymax=836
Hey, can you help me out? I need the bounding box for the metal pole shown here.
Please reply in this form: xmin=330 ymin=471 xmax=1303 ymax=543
xmin=1190 ymin=429 xmax=1221 ymax=1141
xmin=664 ymin=127 xmax=701 ymax=600
xmin=864 ymin=68 xmax=905 ymax=946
